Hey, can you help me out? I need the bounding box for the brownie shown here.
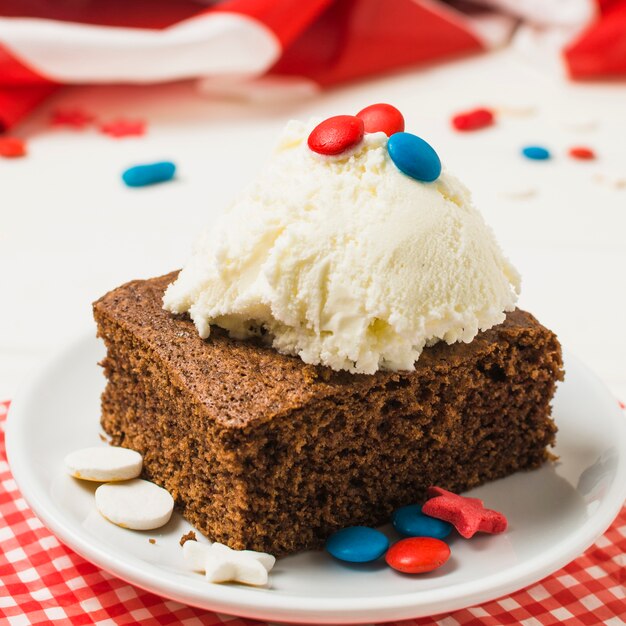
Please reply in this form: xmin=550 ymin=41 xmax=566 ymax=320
xmin=93 ymin=272 xmax=563 ymax=556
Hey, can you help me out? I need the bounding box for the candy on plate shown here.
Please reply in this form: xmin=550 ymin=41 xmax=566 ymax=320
xmin=325 ymin=526 xmax=389 ymax=563
xmin=392 ymin=504 xmax=452 ymax=539
xmin=385 ymin=537 xmax=450 ymax=574
xmin=65 ymin=446 xmax=142 ymax=482
xmin=183 ymin=540 xmax=275 ymax=586
xmin=95 ymin=478 xmax=174 ymax=530
xmin=422 ymin=486 xmax=507 ymax=539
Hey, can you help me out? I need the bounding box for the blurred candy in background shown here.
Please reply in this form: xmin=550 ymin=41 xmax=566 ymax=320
xmin=0 ymin=0 xmax=625 ymax=130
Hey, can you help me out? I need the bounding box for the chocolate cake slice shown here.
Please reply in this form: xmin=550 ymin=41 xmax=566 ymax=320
xmin=94 ymin=272 xmax=563 ymax=556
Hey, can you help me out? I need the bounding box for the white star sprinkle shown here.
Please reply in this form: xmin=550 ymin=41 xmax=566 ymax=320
xmin=183 ymin=540 xmax=276 ymax=586
xmin=563 ymin=114 xmax=598 ymax=131
xmin=593 ymin=173 xmax=626 ymax=190
xmin=498 ymin=186 xmax=537 ymax=200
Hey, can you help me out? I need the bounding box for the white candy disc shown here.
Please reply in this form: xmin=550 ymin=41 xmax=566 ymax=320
xmin=65 ymin=446 xmax=142 ymax=482
xmin=95 ymin=479 xmax=174 ymax=530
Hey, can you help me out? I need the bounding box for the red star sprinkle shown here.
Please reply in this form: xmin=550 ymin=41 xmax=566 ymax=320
xmin=0 ymin=137 xmax=27 ymax=158
xmin=50 ymin=108 xmax=96 ymax=129
xmin=422 ymin=486 xmax=507 ymax=538
xmin=99 ymin=119 xmax=146 ymax=138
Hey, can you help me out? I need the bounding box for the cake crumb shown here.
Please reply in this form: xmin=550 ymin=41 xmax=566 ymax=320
xmin=180 ymin=530 xmax=197 ymax=546
xmin=99 ymin=433 xmax=108 ymax=443
xmin=149 ymin=538 xmax=156 ymax=545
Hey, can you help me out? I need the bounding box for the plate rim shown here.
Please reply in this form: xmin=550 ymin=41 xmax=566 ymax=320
xmin=6 ymin=333 xmax=626 ymax=624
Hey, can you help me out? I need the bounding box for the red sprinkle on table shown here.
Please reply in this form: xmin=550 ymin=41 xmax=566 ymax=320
xmin=422 ymin=486 xmax=507 ymax=539
xmin=51 ymin=108 xmax=95 ymax=129
xmin=569 ymin=146 xmax=596 ymax=160
xmin=452 ymin=108 xmax=494 ymax=132
xmin=308 ymin=115 xmax=364 ymax=155
xmin=99 ymin=119 xmax=146 ymax=138
xmin=385 ymin=537 xmax=450 ymax=574
xmin=0 ymin=137 xmax=27 ymax=158
xmin=356 ymin=103 xmax=404 ymax=136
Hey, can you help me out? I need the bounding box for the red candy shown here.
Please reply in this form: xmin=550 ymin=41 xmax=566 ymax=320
xmin=0 ymin=137 xmax=27 ymax=158
xmin=422 ymin=487 xmax=507 ymax=539
xmin=385 ymin=537 xmax=450 ymax=574
xmin=356 ymin=103 xmax=404 ymax=136
xmin=569 ymin=146 xmax=596 ymax=160
xmin=308 ymin=115 xmax=364 ymax=155
xmin=452 ymin=108 xmax=494 ymax=132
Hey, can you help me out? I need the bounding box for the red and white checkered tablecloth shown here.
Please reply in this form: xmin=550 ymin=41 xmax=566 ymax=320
xmin=1 ymin=398 xmax=624 ymax=626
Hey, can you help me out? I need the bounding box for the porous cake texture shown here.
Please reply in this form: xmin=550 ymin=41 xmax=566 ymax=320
xmin=94 ymin=272 xmax=563 ymax=556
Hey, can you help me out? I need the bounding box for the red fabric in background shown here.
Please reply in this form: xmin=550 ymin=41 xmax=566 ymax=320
xmin=0 ymin=0 xmax=205 ymax=29
xmin=0 ymin=0 xmax=486 ymax=130
xmin=0 ymin=0 xmax=624 ymax=130
xmin=215 ymin=0 xmax=334 ymax=47
xmin=0 ymin=43 xmax=57 ymax=131
xmin=565 ymin=0 xmax=626 ymax=78
xmin=269 ymin=0 xmax=483 ymax=87
xmin=0 ymin=84 xmax=55 ymax=131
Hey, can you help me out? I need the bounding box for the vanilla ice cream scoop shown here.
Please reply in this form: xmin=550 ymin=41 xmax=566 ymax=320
xmin=163 ymin=119 xmax=520 ymax=374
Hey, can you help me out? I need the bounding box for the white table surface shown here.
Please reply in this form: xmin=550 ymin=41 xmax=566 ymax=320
xmin=1 ymin=47 xmax=625 ymax=402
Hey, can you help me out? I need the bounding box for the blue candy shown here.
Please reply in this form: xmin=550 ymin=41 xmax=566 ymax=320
xmin=325 ymin=526 xmax=389 ymax=563
xmin=392 ymin=504 xmax=453 ymax=540
xmin=521 ymin=146 xmax=551 ymax=161
xmin=122 ymin=161 xmax=176 ymax=187
xmin=387 ymin=132 xmax=441 ymax=182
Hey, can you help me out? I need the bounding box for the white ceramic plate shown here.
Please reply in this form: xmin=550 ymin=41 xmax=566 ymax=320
xmin=6 ymin=335 xmax=626 ymax=624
